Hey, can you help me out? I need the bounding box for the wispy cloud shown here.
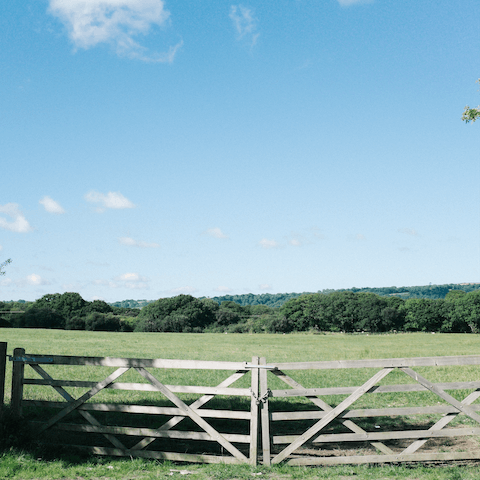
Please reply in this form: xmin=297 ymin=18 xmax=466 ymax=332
xmin=259 ymin=238 xmax=280 ymax=249
xmin=287 ymin=233 xmax=308 ymax=247
xmin=92 ymin=272 xmax=150 ymax=290
xmin=214 ymin=285 xmax=232 ymax=293
xmin=39 ymin=195 xmax=65 ymax=214
xmin=229 ymin=5 xmax=259 ymax=47
xmin=85 ymin=191 xmax=135 ymax=211
xmin=204 ymin=227 xmax=229 ymax=239
xmin=48 ymin=0 xmax=182 ymax=62
xmin=115 ymin=272 xmax=149 ymax=282
xmin=398 ymin=228 xmax=419 ymax=237
xmin=26 ymin=274 xmax=51 ymax=286
xmin=119 ymin=236 xmax=160 ymax=248
xmin=167 ymin=286 xmax=199 ymax=295
xmin=259 ymin=283 xmax=271 ymax=290
xmin=0 ymin=203 xmax=33 ymax=233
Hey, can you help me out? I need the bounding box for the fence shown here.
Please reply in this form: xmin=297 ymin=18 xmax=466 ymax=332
xmin=2 ymin=342 xmax=480 ymax=465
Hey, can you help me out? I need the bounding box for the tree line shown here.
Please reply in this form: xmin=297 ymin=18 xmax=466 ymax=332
xmin=1 ymin=289 xmax=479 ymax=334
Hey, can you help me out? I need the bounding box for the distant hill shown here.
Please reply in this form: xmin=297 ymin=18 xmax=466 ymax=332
xmin=108 ymin=283 xmax=480 ymax=309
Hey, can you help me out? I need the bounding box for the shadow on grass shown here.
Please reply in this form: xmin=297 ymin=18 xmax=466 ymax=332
xmin=3 ymin=396 xmax=477 ymax=464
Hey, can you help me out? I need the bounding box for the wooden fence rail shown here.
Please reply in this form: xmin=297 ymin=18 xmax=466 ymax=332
xmin=4 ymin=343 xmax=480 ymax=466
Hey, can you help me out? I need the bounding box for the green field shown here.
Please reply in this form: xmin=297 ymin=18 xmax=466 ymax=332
xmin=1 ymin=329 xmax=480 ymax=479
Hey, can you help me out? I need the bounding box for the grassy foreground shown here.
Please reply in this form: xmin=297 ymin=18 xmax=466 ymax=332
xmin=1 ymin=329 xmax=480 ymax=479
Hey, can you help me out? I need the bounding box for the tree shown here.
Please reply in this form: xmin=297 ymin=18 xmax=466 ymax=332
xmin=0 ymin=258 xmax=11 ymax=276
xmin=136 ymin=294 xmax=217 ymax=333
xmin=35 ymin=292 xmax=87 ymax=320
xmin=462 ymin=79 xmax=480 ymax=123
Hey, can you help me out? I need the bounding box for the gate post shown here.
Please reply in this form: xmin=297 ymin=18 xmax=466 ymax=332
xmin=260 ymin=357 xmax=271 ymax=465
xmin=0 ymin=342 xmax=6 ymax=411
xmin=249 ymin=356 xmax=260 ymax=465
xmin=11 ymin=347 xmax=25 ymax=417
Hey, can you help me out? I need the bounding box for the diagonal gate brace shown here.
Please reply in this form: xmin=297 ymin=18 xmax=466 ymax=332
xmin=272 ymin=367 xmax=394 ymax=464
xmin=30 ymin=364 xmax=127 ymax=449
xmin=135 ymin=367 xmax=248 ymax=462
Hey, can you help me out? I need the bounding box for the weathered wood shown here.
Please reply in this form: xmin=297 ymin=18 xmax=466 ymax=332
xmin=22 ymin=379 xmax=251 ymax=395
xmin=273 ymin=426 xmax=480 ymax=444
xmin=74 ymin=446 xmax=243 ymax=464
xmin=135 ymin=367 xmax=248 ymax=462
xmin=401 ymin=367 xmax=480 ymax=425
xmin=260 ymin=357 xmax=271 ymax=466
xmin=270 ymin=380 xmax=480 ymax=397
xmin=271 ymin=368 xmax=394 ymax=464
xmin=270 ymin=403 xmax=480 ymax=421
xmin=249 ymin=356 xmax=259 ymax=465
xmin=11 ymin=348 xmax=25 ymax=416
xmin=30 ymin=364 xmax=127 ymax=450
xmin=287 ymin=451 xmax=480 ymax=466
xmin=0 ymin=342 xmax=6 ymax=411
xmin=272 ymin=369 xmax=393 ymax=455
xmin=131 ymin=370 xmax=249 ymax=451
xmin=400 ymin=384 xmax=480 ymax=455
xmin=18 ymin=354 xmax=248 ymax=370
xmin=274 ymin=355 xmax=480 ymax=371
xmin=39 ymin=367 xmax=130 ymax=433
xmin=24 ymin=400 xmax=252 ymax=419
xmin=36 ymin=422 xmax=250 ymax=443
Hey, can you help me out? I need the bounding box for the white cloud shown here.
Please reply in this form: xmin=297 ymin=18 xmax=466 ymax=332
xmin=48 ymin=0 xmax=182 ymax=62
xmin=119 ymin=236 xmax=160 ymax=248
xmin=26 ymin=274 xmax=51 ymax=286
xmin=259 ymin=238 xmax=280 ymax=249
xmin=259 ymin=283 xmax=271 ymax=290
xmin=287 ymin=233 xmax=307 ymax=247
xmin=85 ymin=191 xmax=135 ymax=211
xmin=167 ymin=286 xmax=198 ymax=295
xmin=115 ymin=272 xmax=148 ymax=282
xmin=229 ymin=5 xmax=259 ymax=47
xmin=398 ymin=228 xmax=419 ymax=237
xmin=205 ymin=228 xmax=229 ymax=239
xmin=214 ymin=286 xmax=232 ymax=293
xmin=0 ymin=278 xmax=12 ymax=286
xmin=39 ymin=196 xmax=65 ymax=214
xmin=0 ymin=203 xmax=33 ymax=233
xmin=93 ymin=272 xmax=150 ymax=290
xmin=356 ymin=234 xmax=366 ymax=241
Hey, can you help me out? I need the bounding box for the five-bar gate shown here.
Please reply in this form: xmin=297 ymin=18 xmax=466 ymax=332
xmin=3 ymin=343 xmax=480 ymax=465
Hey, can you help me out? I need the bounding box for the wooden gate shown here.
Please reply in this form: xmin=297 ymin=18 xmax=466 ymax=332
xmin=5 ymin=344 xmax=480 ymax=465
xmin=9 ymin=347 xmax=260 ymax=464
xmin=258 ymin=356 xmax=480 ymax=465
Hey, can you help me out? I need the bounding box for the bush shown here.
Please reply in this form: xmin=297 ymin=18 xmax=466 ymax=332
xmin=136 ymin=295 xmax=217 ymax=332
xmin=65 ymin=316 xmax=86 ymax=330
xmin=84 ymin=313 xmax=122 ymax=332
xmin=11 ymin=307 xmax=65 ymax=329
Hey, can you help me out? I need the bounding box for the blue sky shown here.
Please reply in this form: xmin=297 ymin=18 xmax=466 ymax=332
xmin=1 ymin=0 xmax=479 ymax=302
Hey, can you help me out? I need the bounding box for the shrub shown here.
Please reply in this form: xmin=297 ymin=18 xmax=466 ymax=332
xmin=84 ymin=313 xmax=122 ymax=332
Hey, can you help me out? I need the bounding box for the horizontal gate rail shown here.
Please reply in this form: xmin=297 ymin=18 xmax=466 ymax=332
xmin=7 ymin=344 xmax=480 ymax=466
xmin=260 ymin=355 xmax=480 ymax=466
xmin=10 ymin=347 xmax=260 ymax=465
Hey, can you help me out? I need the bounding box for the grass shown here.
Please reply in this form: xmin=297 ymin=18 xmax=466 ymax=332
xmin=1 ymin=329 xmax=480 ymax=479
